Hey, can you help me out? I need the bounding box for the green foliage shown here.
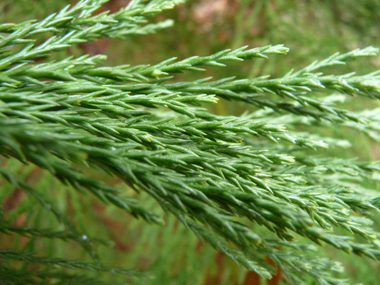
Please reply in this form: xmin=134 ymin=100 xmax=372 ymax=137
xmin=1 ymin=0 xmax=380 ymax=284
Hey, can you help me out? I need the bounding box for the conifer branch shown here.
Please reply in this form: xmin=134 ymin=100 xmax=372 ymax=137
xmin=1 ymin=0 xmax=380 ymax=284
xmin=0 ymin=249 xmax=142 ymax=276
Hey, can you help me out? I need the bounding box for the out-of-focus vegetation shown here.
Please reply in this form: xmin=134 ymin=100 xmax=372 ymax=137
xmin=1 ymin=1 xmax=380 ymax=284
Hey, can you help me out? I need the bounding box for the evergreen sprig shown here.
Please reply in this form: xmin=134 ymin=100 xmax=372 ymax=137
xmin=1 ymin=0 xmax=380 ymax=284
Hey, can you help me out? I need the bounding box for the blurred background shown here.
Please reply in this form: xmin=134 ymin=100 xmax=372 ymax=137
xmin=1 ymin=0 xmax=380 ymax=284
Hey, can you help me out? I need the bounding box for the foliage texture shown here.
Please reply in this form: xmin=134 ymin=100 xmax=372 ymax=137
xmin=1 ymin=0 xmax=380 ymax=284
